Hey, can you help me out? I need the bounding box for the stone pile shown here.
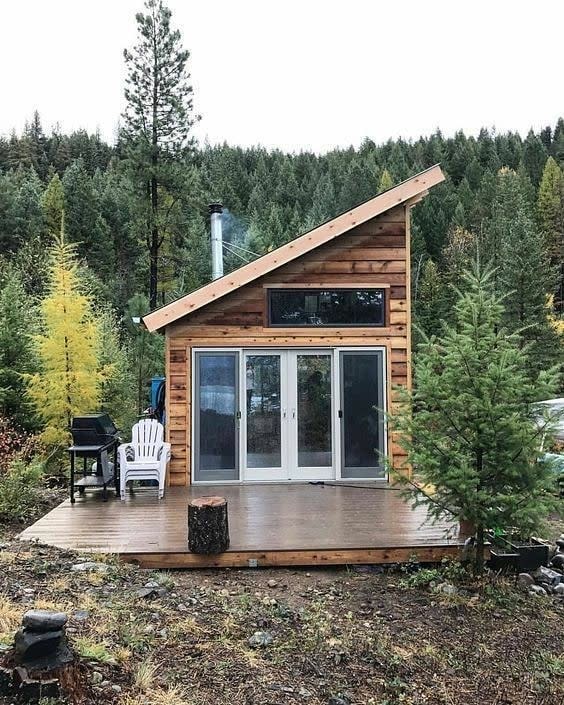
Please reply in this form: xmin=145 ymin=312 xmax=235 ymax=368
xmin=518 ymin=534 xmax=564 ymax=597
xmin=0 ymin=609 xmax=74 ymax=701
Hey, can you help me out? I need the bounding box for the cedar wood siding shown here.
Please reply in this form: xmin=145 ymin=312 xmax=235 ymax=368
xmin=165 ymin=204 xmax=411 ymax=487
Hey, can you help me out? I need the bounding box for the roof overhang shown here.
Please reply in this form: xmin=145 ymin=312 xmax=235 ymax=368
xmin=143 ymin=164 xmax=445 ymax=332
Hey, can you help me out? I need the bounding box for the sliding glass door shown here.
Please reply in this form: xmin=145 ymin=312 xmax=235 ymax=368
xmin=339 ymin=350 xmax=385 ymax=478
xmin=193 ymin=351 xmax=239 ymax=482
xmin=193 ymin=347 xmax=386 ymax=483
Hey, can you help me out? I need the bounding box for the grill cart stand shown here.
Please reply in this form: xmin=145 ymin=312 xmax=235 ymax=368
xmin=69 ymin=441 xmax=119 ymax=503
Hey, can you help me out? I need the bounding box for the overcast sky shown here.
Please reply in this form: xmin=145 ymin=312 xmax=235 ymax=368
xmin=1 ymin=0 xmax=563 ymax=153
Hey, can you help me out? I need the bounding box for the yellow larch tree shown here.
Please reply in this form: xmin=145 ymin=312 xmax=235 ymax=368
xmin=27 ymin=225 xmax=110 ymax=445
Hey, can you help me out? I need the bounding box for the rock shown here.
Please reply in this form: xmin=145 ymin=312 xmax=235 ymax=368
xmin=556 ymin=538 xmax=564 ymax=550
xmin=111 ymin=684 xmax=122 ymax=693
xmin=299 ymin=687 xmax=312 ymax=697
xmin=529 ymin=585 xmax=547 ymax=596
xmin=553 ymin=583 xmax=564 ymax=595
xmin=72 ymin=610 xmax=90 ymax=622
xmin=71 ymin=562 xmax=108 ymax=573
xmin=15 ymin=629 xmax=63 ymax=662
xmin=176 ymin=603 xmax=187 ymax=612
xmin=267 ymin=579 xmax=278 ymax=588
xmin=144 ymin=581 xmax=160 ymax=589
xmin=136 ymin=587 xmax=159 ymax=599
xmin=23 ymin=610 xmax=68 ymax=633
xmin=91 ymin=671 xmax=104 ymax=685
xmin=550 ymin=553 xmax=564 ymax=570
xmin=517 ymin=573 xmax=535 ymax=588
xmin=329 ymin=696 xmax=350 ymax=705
xmin=248 ymin=631 xmax=273 ymax=648
xmin=435 ymin=582 xmax=458 ymax=596
xmin=534 ymin=566 xmax=561 ymax=586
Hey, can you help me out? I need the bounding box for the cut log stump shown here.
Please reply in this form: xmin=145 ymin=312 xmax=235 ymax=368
xmin=188 ymin=496 xmax=230 ymax=554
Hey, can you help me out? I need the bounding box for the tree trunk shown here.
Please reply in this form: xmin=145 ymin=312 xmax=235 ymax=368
xmin=474 ymin=524 xmax=485 ymax=574
xmin=149 ymin=173 xmax=159 ymax=310
xmin=188 ymin=496 xmax=230 ymax=554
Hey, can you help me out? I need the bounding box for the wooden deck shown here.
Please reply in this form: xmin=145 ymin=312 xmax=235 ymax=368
xmin=19 ymin=484 xmax=465 ymax=568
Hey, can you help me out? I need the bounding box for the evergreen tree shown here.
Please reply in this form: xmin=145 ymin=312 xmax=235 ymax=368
xmin=62 ymin=158 xmax=111 ymax=276
xmin=378 ymin=168 xmax=394 ymax=193
xmin=413 ymin=258 xmax=448 ymax=340
xmin=537 ymin=156 xmax=564 ymax=302
xmin=393 ymin=267 xmax=560 ymax=572
xmin=309 ymin=173 xmax=336 ymax=225
xmin=26 ymin=227 xmax=110 ymax=445
xmin=522 ymin=129 xmax=548 ymax=187
xmin=11 ymin=169 xmax=45 ymax=247
xmin=0 ymin=270 xmax=37 ymax=429
xmin=42 ymin=173 xmax=65 ymax=236
xmin=122 ymin=0 xmax=197 ymax=309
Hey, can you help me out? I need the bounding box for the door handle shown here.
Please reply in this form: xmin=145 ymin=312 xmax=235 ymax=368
xmin=292 ymin=409 xmax=296 ymax=419
xmin=338 ymin=410 xmax=343 ymax=419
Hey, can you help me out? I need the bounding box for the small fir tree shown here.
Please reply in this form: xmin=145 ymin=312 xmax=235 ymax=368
xmin=26 ymin=226 xmax=110 ymax=445
xmin=378 ymin=168 xmax=394 ymax=193
xmin=393 ymin=267 xmax=560 ymax=572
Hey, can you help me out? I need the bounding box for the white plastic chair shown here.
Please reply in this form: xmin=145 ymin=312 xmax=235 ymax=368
xmin=117 ymin=419 xmax=170 ymax=500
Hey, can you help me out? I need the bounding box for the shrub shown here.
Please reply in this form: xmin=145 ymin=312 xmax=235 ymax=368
xmin=0 ymin=456 xmax=44 ymax=523
xmin=0 ymin=415 xmax=32 ymax=473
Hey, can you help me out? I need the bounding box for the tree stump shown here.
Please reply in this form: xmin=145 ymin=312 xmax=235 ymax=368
xmin=188 ymin=496 xmax=230 ymax=554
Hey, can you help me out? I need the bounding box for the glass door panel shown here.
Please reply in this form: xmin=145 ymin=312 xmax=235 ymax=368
xmin=194 ymin=352 xmax=239 ymax=482
xmin=340 ymin=350 xmax=385 ymax=478
xmin=245 ymin=354 xmax=283 ymax=474
xmin=296 ymin=354 xmax=332 ymax=468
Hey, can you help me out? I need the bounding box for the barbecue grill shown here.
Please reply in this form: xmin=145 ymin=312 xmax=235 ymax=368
xmin=69 ymin=414 xmax=120 ymax=503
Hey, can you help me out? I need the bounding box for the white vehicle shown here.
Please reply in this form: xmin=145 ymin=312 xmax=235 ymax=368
xmin=536 ymin=398 xmax=564 ymax=443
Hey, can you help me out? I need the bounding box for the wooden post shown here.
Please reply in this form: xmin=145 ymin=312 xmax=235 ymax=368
xmin=188 ymin=496 xmax=230 ymax=554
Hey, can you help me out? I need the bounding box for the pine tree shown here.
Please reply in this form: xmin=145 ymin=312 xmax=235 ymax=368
xmin=11 ymin=168 xmax=45 ymax=247
xmin=393 ymin=267 xmax=560 ymax=572
xmin=42 ymin=173 xmax=65 ymax=236
xmin=537 ymin=157 xmax=564 ymax=308
xmin=26 ymin=227 xmax=110 ymax=445
xmin=122 ymin=0 xmax=197 ymax=309
xmin=377 ymin=168 xmax=394 ymax=193
xmin=413 ymin=259 xmax=448 ymax=340
xmin=522 ymin=129 xmax=548 ymax=187
xmin=309 ymin=173 xmax=336 ymax=225
xmin=485 ymin=168 xmax=559 ymax=371
xmin=62 ymin=159 xmax=111 ymax=276
xmin=0 ymin=270 xmax=37 ymax=429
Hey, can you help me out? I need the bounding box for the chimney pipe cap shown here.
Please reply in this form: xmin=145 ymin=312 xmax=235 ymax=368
xmin=208 ymin=202 xmax=223 ymax=214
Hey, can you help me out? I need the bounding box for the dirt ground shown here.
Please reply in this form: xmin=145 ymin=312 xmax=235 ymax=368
xmin=0 ymin=515 xmax=563 ymax=705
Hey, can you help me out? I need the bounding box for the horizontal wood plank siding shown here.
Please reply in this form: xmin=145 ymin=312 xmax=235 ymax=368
xmin=166 ymin=206 xmax=410 ymax=486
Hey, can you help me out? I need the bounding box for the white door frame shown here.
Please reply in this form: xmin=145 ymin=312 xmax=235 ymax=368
xmin=242 ymin=349 xmax=288 ymax=482
xmin=286 ymin=349 xmax=336 ymax=481
xmin=191 ymin=345 xmax=387 ymax=485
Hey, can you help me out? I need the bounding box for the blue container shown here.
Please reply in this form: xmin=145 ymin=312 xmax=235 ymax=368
xmin=151 ymin=376 xmax=165 ymax=413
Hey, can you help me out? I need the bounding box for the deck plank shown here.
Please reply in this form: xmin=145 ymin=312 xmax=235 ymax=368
xmin=19 ymin=484 xmax=462 ymax=567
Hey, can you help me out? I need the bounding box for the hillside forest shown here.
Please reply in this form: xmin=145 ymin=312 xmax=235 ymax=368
xmin=0 ymin=0 xmax=563 ymax=442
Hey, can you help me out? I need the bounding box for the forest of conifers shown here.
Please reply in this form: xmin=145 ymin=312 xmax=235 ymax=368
xmin=1 ymin=112 xmax=563 ymax=429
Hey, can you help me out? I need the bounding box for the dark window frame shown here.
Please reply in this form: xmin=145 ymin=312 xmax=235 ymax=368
xmin=267 ymin=288 xmax=386 ymax=328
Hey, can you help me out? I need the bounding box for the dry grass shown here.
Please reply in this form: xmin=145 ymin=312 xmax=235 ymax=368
xmin=132 ymin=658 xmax=159 ymax=692
xmin=0 ymin=594 xmax=22 ymax=632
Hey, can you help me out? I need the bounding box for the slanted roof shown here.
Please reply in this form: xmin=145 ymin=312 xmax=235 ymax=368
xmin=143 ymin=164 xmax=445 ymax=332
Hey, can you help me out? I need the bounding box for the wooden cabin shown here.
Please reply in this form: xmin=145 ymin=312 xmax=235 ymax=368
xmin=143 ymin=165 xmax=446 ymax=488
xmin=22 ymin=165 xmax=470 ymax=568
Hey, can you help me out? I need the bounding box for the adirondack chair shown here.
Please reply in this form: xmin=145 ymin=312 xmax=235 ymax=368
xmin=117 ymin=419 xmax=171 ymax=500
